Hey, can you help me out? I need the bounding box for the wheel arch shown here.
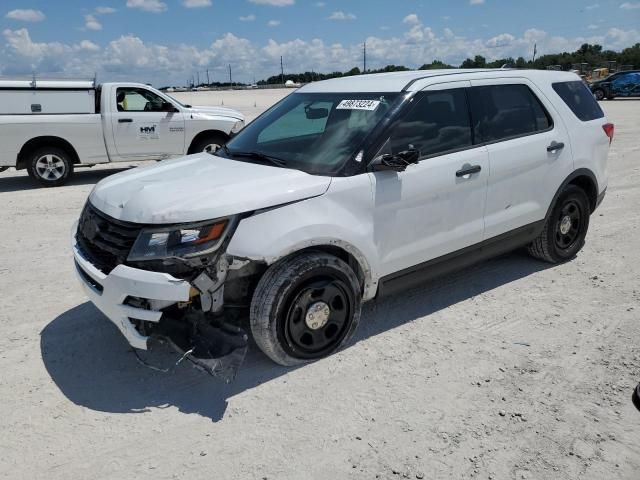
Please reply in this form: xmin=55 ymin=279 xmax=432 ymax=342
xmin=187 ymin=129 xmax=229 ymax=154
xmin=546 ymin=168 xmax=599 ymax=219
xmin=16 ymin=136 xmax=80 ymax=170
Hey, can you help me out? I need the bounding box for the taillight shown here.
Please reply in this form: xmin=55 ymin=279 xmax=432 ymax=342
xmin=603 ymin=123 xmax=614 ymax=144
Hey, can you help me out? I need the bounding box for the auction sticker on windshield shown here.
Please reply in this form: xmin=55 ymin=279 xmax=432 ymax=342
xmin=336 ymin=99 xmax=381 ymax=111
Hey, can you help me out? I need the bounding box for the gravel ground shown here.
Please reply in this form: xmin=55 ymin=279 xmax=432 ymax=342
xmin=0 ymin=92 xmax=638 ymax=480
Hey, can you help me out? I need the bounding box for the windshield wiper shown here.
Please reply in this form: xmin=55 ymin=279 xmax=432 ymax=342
xmin=225 ymin=148 xmax=288 ymax=167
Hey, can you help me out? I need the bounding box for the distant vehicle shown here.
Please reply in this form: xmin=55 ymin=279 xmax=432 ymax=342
xmin=590 ymin=70 xmax=640 ymax=100
xmin=285 ymin=79 xmax=301 ymax=88
xmin=0 ymin=79 xmax=244 ymax=186
xmin=72 ymin=69 xmax=612 ymax=369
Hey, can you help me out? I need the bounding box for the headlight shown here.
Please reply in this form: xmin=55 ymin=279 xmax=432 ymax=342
xmin=127 ymin=219 xmax=230 ymax=262
xmin=230 ymin=120 xmax=244 ymax=134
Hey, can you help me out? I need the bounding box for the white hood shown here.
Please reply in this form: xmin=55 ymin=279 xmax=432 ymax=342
xmin=89 ymin=154 xmax=331 ymax=224
xmin=187 ymin=105 xmax=244 ymax=121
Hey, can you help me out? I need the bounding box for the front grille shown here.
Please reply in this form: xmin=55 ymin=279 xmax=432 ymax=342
xmin=76 ymin=203 xmax=142 ymax=273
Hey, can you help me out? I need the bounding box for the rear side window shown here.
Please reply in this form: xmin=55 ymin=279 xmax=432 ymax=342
xmin=552 ymin=81 xmax=604 ymax=121
xmin=387 ymin=88 xmax=472 ymax=158
xmin=469 ymin=84 xmax=552 ymax=143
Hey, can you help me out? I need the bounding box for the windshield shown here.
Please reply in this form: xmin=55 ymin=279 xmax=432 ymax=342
xmin=221 ymin=92 xmax=400 ymax=175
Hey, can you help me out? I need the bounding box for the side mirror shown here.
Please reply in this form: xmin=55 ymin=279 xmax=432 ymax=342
xmin=371 ymin=149 xmax=420 ymax=172
xmin=305 ymin=106 xmax=328 ymax=120
xmin=161 ymin=102 xmax=178 ymax=112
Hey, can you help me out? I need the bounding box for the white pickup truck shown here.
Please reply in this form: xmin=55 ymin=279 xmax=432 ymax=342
xmin=0 ymin=79 xmax=244 ymax=186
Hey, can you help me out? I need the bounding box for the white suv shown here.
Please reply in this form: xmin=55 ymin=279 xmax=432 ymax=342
xmin=72 ymin=69 xmax=613 ymax=370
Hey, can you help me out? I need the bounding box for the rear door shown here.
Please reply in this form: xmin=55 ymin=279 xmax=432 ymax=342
xmin=468 ymin=79 xmax=573 ymax=240
xmin=110 ymin=86 xmax=185 ymax=160
xmin=369 ymin=81 xmax=489 ymax=277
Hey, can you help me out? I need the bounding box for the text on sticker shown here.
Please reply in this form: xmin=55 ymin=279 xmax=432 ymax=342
xmin=336 ymin=99 xmax=381 ymax=111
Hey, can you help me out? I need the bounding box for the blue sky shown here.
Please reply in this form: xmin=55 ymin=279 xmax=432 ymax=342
xmin=1 ymin=0 xmax=639 ymax=86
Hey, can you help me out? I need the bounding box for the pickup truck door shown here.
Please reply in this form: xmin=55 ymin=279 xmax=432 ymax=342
xmin=109 ymin=86 xmax=185 ymax=160
xmin=369 ymin=81 xmax=489 ymax=278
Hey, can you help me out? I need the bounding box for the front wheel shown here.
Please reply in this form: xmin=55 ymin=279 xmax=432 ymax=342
xmin=527 ymin=185 xmax=591 ymax=263
xmin=26 ymin=147 xmax=74 ymax=187
xmin=250 ymin=252 xmax=362 ymax=366
xmin=593 ymin=88 xmax=605 ymax=101
xmin=191 ymin=134 xmax=227 ymax=155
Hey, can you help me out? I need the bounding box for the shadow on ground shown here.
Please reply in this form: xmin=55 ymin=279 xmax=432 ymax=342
xmin=41 ymin=252 xmax=551 ymax=422
xmin=0 ymin=167 xmax=133 ymax=193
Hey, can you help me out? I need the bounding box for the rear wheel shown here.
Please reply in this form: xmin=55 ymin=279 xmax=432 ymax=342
xmin=527 ymin=185 xmax=590 ymax=263
xmin=250 ymin=252 xmax=362 ymax=366
xmin=26 ymin=147 xmax=74 ymax=187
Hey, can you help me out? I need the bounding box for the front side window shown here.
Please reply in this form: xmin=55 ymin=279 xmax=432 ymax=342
xmin=384 ymin=88 xmax=472 ymax=158
xmin=552 ymin=81 xmax=604 ymax=121
xmin=116 ymin=87 xmax=166 ymax=112
xmin=469 ymin=84 xmax=552 ymax=143
xmin=223 ymin=92 xmax=401 ymax=175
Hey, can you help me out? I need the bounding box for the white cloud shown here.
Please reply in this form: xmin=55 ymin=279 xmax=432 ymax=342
xmin=79 ymin=40 xmax=100 ymax=52
xmin=2 ymin=24 xmax=639 ymax=86
xmin=249 ymin=0 xmax=294 ymax=6
xmin=328 ymin=11 xmax=356 ymax=21
xmin=588 ymin=24 xmax=599 ymax=30
xmin=239 ymin=14 xmax=256 ymax=21
xmin=620 ymin=2 xmax=640 ymax=8
xmin=403 ymin=14 xmax=420 ymax=25
xmin=470 ymin=0 xmax=485 ymax=5
xmin=95 ymin=6 xmax=117 ymax=14
xmin=181 ymin=0 xmax=212 ymax=7
xmin=315 ymin=2 xmax=326 ymax=7
xmin=84 ymin=14 xmax=102 ymax=31
xmin=5 ymin=9 xmax=45 ymax=22
xmin=126 ymin=0 xmax=168 ymax=13
xmin=585 ymin=4 xmax=599 ymax=9
xmin=268 ymin=20 xmax=281 ymax=27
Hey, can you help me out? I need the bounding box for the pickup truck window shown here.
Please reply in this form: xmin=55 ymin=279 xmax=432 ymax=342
xmin=223 ymin=92 xmax=401 ymax=175
xmin=116 ymin=87 xmax=166 ymax=113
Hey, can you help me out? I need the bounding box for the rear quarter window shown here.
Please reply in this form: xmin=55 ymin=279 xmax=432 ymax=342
xmin=552 ymin=81 xmax=604 ymax=121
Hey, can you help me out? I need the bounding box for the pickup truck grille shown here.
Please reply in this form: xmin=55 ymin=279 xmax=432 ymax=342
xmin=76 ymin=204 xmax=141 ymax=273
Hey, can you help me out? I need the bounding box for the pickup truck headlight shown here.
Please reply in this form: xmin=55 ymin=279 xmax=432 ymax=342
xmin=230 ymin=120 xmax=244 ymax=134
xmin=127 ymin=219 xmax=230 ymax=262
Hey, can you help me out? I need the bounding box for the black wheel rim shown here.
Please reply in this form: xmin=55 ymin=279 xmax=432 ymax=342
xmin=554 ymin=199 xmax=583 ymax=251
xmin=281 ymin=275 xmax=353 ymax=359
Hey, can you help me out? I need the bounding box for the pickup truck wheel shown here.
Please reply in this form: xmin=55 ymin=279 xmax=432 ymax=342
xmin=192 ymin=134 xmax=226 ymax=155
xmin=527 ymin=185 xmax=590 ymax=263
xmin=250 ymin=252 xmax=362 ymax=366
xmin=26 ymin=147 xmax=74 ymax=187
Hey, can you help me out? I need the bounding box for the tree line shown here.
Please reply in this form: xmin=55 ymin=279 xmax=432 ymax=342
xmin=257 ymin=43 xmax=640 ymax=85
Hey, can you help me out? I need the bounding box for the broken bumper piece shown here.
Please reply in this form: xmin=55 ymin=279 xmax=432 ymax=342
xmin=72 ymin=222 xmax=248 ymax=381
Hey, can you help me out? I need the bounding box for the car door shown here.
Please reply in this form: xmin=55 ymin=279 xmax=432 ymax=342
xmin=611 ymin=72 xmax=640 ymax=97
xmin=468 ymin=79 xmax=573 ymax=240
xmin=110 ymin=86 xmax=185 ymax=160
xmin=369 ymin=81 xmax=489 ymax=277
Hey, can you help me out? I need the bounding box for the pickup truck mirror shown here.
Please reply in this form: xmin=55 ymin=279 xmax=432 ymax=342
xmin=161 ymin=102 xmax=178 ymax=113
xmin=371 ymin=148 xmax=420 ymax=172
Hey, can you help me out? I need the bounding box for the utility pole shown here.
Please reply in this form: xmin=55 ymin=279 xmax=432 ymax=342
xmin=196 ymin=71 xmax=200 ymax=86
xmin=228 ymin=64 xmax=232 ymax=86
xmin=206 ymin=69 xmax=210 ymax=85
xmin=280 ymin=56 xmax=284 ymax=85
xmin=363 ymin=41 xmax=367 ymax=74
xmin=532 ymin=43 xmax=537 ymax=63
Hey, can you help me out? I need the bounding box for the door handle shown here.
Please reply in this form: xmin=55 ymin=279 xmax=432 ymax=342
xmin=118 ymin=118 xmax=133 ymax=123
xmin=547 ymin=142 xmax=565 ymax=153
xmin=456 ymin=165 xmax=482 ymax=177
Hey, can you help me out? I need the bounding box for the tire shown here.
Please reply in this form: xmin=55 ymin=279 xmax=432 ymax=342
xmin=26 ymin=146 xmax=74 ymax=187
xmin=250 ymin=252 xmax=362 ymax=366
xmin=593 ymin=88 xmax=605 ymax=101
xmin=191 ymin=134 xmax=227 ymax=155
xmin=527 ymin=185 xmax=591 ymax=263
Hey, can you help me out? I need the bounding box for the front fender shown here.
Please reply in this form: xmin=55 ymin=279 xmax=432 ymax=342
xmin=226 ymin=176 xmax=380 ymax=300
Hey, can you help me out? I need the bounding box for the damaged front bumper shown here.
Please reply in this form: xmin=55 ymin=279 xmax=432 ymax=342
xmin=72 ymin=221 xmax=192 ymax=350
